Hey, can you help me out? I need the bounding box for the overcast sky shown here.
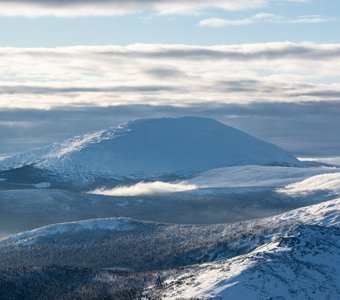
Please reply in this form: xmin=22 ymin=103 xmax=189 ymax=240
xmin=0 ymin=0 xmax=339 ymax=157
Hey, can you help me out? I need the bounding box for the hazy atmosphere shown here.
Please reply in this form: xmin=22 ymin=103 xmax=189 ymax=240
xmin=0 ymin=1 xmax=339 ymax=299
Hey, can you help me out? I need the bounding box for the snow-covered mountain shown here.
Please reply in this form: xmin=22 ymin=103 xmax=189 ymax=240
xmin=0 ymin=117 xmax=300 ymax=179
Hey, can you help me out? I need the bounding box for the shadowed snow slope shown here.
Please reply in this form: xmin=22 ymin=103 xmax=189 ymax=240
xmin=0 ymin=117 xmax=300 ymax=178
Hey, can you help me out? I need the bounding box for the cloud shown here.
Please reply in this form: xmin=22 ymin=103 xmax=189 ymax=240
xmin=299 ymin=157 xmax=340 ymax=167
xmin=199 ymin=13 xmax=335 ymax=27
xmin=89 ymin=181 xmax=197 ymax=196
xmin=0 ymin=0 xmax=268 ymax=17
xmin=199 ymin=13 xmax=282 ymax=27
xmin=0 ymin=84 xmax=180 ymax=94
xmin=1 ymin=43 xmax=340 ymax=110
xmin=290 ymin=15 xmax=335 ymax=24
xmin=0 ymin=1 xmax=317 ymax=17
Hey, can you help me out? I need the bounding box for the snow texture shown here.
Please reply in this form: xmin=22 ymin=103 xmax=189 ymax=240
xmin=154 ymin=221 xmax=340 ymax=299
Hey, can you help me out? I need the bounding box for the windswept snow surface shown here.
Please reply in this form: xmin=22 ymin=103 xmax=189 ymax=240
xmin=0 ymin=117 xmax=300 ymax=179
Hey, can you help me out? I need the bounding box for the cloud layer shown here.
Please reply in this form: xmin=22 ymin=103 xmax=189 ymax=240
xmin=0 ymin=0 xmax=268 ymax=16
xmin=1 ymin=43 xmax=340 ymax=109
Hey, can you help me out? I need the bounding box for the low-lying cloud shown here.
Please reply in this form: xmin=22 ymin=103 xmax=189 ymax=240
xmin=279 ymin=172 xmax=340 ymax=195
xmin=88 ymin=166 xmax=340 ymax=197
xmin=89 ymin=181 xmax=197 ymax=196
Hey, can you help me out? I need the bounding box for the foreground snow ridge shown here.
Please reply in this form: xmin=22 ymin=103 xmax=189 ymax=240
xmin=0 ymin=117 xmax=300 ymax=179
xmin=145 ymin=198 xmax=340 ymax=299
xmin=155 ymin=224 xmax=340 ymax=300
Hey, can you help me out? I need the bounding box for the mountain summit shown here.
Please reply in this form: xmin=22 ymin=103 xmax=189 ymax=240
xmin=0 ymin=117 xmax=300 ymax=178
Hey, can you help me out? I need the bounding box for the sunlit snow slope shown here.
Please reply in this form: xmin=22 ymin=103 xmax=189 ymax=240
xmin=150 ymin=199 xmax=340 ymax=299
xmin=155 ymin=224 xmax=340 ymax=300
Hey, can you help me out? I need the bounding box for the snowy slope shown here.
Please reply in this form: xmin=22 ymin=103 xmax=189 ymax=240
xmin=152 ymin=224 xmax=340 ymax=300
xmin=0 ymin=117 xmax=300 ymax=179
xmin=148 ymin=198 xmax=340 ymax=299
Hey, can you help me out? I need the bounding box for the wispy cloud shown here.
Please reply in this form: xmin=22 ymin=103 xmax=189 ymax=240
xmin=0 ymin=1 xmax=316 ymax=17
xmin=290 ymin=15 xmax=335 ymax=24
xmin=1 ymin=43 xmax=340 ymax=109
xmin=0 ymin=0 xmax=268 ymax=17
xmin=199 ymin=13 xmax=335 ymax=27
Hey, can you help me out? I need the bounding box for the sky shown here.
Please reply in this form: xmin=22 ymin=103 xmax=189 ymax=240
xmin=0 ymin=0 xmax=339 ymax=157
